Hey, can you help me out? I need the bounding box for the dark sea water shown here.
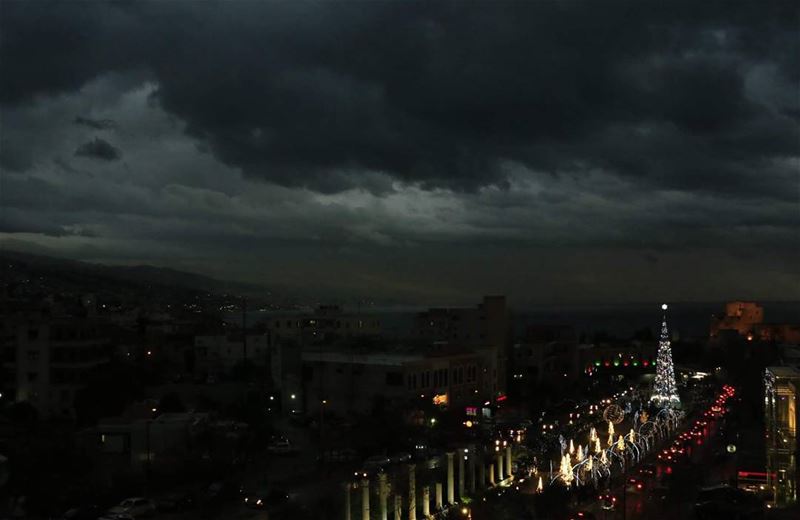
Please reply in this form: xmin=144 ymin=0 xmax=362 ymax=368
xmin=235 ymin=301 xmax=800 ymax=341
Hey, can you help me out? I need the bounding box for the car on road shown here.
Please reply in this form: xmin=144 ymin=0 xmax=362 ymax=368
xmin=243 ymin=489 xmax=290 ymax=510
xmin=354 ymin=465 xmax=386 ymax=479
xmin=568 ymin=512 xmax=596 ymax=520
xmin=390 ymin=452 xmax=412 ymax=464
xmin=363 ymin=455 xmax=391 ymax=469
xmin=102 ymin=498 xmax=155 ymax=519
xmin=694 ymin=485 xmax=763 ymax=520
xmin=638 ymin=463 xmax=657 ymax=478
xmin=626 ymin=477 xmax=646 ymax=492
xmin=648 ymin=483 xmax=670 ymax=502
xmin=598 ymin=492 xmax=617 ymax=511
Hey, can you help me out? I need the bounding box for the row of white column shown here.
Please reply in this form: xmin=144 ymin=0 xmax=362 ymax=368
xmin=343 ymin=446 xmax=513 ymax=520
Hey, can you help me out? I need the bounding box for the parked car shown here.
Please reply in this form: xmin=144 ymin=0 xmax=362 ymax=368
xmin=207 ymin=480 xmax=244 ymax=502
xmin=267 ymin=436 xmax=296 ymax=454
xmin=425 ymin=450 xmax=444 ymax=470
xmin=289 ymin=409 xmax=310 ymax=426
xmin=321 ymin=447 xmax=358 ymax=462
xmin=61 ymin=505 xmax=102 ymax=520
xmin=156 ymin=492 xmax=196 ymax=512
xmin=102 ymin=498 xmax=155 ymax=519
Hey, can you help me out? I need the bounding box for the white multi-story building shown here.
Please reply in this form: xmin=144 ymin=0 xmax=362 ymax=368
xmin=300 ymin=347 xmax=482 ymax=416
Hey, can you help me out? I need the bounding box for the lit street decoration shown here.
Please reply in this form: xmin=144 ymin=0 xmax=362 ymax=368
xmin=559 ymin=454 xmax=573 ymax=485
xmin=650 ymin=304 xmax=681 ymax=407
xmin=603 ymin=404 xmax=624 ymax=424
xmin=536 ymin=476 xmax=543 ymax=493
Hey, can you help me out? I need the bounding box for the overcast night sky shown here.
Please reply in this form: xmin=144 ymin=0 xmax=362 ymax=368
xmin=0 ymin=1 xmax=798 ymax=305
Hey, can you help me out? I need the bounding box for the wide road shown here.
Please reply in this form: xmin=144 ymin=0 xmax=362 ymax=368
xmin=572 ymin=401 xmax=737 ymax=519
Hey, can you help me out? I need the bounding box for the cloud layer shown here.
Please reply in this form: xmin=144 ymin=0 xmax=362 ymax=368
xmin=0 ymin=1 xmax=797 ymax=303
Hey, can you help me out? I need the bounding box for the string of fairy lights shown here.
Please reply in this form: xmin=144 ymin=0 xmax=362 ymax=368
xmin=537 ymin=304 xmax=684 ymax=491
xmin=650 ymin=304 xmax=681 ymax=407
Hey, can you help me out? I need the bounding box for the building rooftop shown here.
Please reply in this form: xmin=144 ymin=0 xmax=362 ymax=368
xmin=302 ymin=350 xmax=420 ymax=366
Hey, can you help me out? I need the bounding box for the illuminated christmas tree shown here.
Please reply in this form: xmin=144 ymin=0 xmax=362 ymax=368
xmin=650 ymin=304 xmax=680 ymax=407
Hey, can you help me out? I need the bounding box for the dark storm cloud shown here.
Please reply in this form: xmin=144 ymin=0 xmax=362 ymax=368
xmin=74 ymin=116 xmax=116 ymax=130
xmin=74 ymin=137 xmax=122 ymax=161
xmin=1 ymin=1 xmax=797 ymax=195
xmin=0 ymin=138 xmax=33 ymax=172
xmin=0 ymin=1 xmax=798 ymax=303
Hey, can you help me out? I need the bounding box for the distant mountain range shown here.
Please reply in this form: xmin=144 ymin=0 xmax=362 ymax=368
xmin=0 ymin=249 xmax=273 ymax=300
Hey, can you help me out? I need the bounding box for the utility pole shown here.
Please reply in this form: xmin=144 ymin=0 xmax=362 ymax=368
xmin=242 ymin=297 xmax=248 ymax=363
xmin=145 ymin=419 xmax=152 ymax=497
xmin=622 ymin=450 xmax=627 ymax=520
